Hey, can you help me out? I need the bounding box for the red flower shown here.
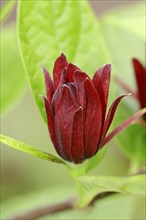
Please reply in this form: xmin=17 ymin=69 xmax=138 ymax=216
xmin=117 ymin=58 xmax=146 ymax=121
xmin=41 ymin=54 xmax=133 ymax=164
xmin=133 ymin=59 xmax=146 ymax=120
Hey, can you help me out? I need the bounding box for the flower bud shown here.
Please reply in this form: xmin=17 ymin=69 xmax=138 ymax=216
xmin=42 ymin=54 xmax=126 ymax=164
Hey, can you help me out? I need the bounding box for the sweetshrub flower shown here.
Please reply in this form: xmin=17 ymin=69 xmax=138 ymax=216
xmin=41 ymin=54 xmax=128 ymax=164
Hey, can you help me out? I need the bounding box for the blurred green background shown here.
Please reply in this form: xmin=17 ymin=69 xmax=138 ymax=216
xmin=1 ymin=0 xmax=145 ymax=219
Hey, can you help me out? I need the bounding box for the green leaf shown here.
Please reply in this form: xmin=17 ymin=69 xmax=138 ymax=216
xmin=1 ymin=186 xmax=145 ymax=220
xmin=0 ymin=134 xmax=66 ymax=165
xmin=100 ymin=3 xmax=145 ymax=89
xmin=101 ymin=3 xmax=145 ymax=41
xmin=114 ymin=103 xmax=146 ymax=164
xmin=0 ymin=0 xmax=15 ymax=23
xmin=18 ymin=0 xmax=110 ymax=121
xmin=76 ymin=174 xmax=146 ymax=207
xmin=1 ymin=25 xmax=26 ymax=115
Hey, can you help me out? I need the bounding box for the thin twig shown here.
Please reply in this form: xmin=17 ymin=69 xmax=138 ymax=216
xmin=8 ymin=169 xmax=146 ymax=220
xmin=8 ymin=197 xmax=76 ymax=220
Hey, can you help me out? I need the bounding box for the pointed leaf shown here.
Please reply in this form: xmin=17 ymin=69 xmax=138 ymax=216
xmin=0 ymin=134 xmax=65 ymax=164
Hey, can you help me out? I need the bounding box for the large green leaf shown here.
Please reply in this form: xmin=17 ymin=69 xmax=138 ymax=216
xmin=100 ymin=3 xmax=145 ymax=89
xmin=1 ymin=186 xmax=145 ymax=220
xmin=77 ymin=174 xmax=146 ymax=207
xmin=1 ymin=25 xmax=26 ymax=115
xmin=0 ymin=134 xmax=66 ymax=165
xmin=18 ymin=0 xmax=110 ymax=121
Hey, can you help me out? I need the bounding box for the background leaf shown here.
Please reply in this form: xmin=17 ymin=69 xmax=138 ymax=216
xmin=101 ymin=3 xmax=145 ymax=41
xmin=114 ymin=103 xmax=146 ymax=164
xmin=100 ymin=3 xmax=145 ymax=89
xmin=1 ymin=25 xmax=26 ymax=115
xmin=77 ymin=174 xmax=146 ymax=207
xmin=18 ymin=0 xmax=111 ymax=121
xmin=1 ymin=186 xmax=145 ymax=220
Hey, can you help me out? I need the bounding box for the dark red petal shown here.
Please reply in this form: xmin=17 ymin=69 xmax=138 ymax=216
xmin=73 ymin=71 xmax=89 ymax=107
xmin=84 ymin=79 xmax=102 ymax=158
xmin=53 ymin=53 xmax=68 ymax=90
xmin=41 ymin=96 xmax=55 ymax=146
xmin=67 ymin=82 xmax=78 ymax=102
xmin=54 ymin=85 xmax=78 ymax=161
xmin=132 ymin=58 xmax=146 ymax=109
xmin=71 ymin=107 xmax=84 ymax=164
xmin=100 ymin=108 xmax=146 ymax=148
xmin=41 ymin=66 xmax=54 ymax=105
xmin=66 ymin=63 xmax=80 ymax=82
xmin=93 ymin=64 xmax=111 ymax=122
xmin=100 ymin=94 xmax=130 ymax=144
xmin=51 ymin=69 xmax=66 ymax=113
xmin=92 ymin=66 xmax=104 ymax=88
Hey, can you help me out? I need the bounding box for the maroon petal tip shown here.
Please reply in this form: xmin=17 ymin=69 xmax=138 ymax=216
xmin=40 ymin=95 xmax=48 ymax=103
xmin=132 ymin=58 xmax=140 ymax=64
xmin=61 ymin=52 xmax=66 ymax=57
xmin=39 ymin=64 xmax=49 ymax=77
xmin=39 ymin=94 xmax=46 ymax=99
xmin=39 ymin=64 xmax=49 ymax=75
xmin=105 ymin=64 xmax=112 ymax=70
